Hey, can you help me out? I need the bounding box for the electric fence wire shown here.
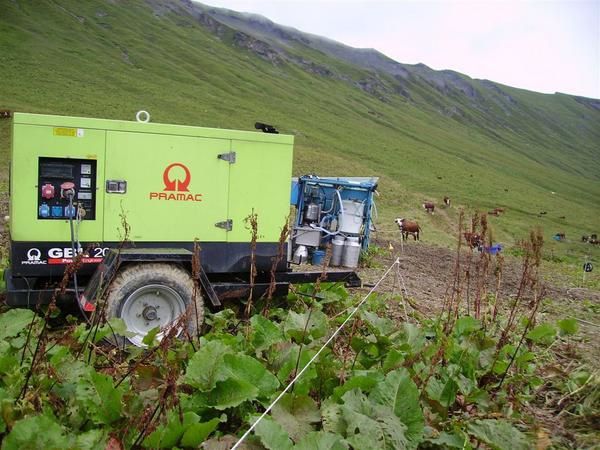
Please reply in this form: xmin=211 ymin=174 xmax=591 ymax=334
xmin=231 ymin=257 xmax=401 ymax=450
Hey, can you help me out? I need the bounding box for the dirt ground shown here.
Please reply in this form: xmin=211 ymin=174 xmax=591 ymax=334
xmin=356 ymin=238 xmax=600 ymax=366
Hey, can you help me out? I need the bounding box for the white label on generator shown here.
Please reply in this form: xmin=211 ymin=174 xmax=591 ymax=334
xmin=81 ymin=164 xmax=91 ymax=174
xmin=78 ymin=192 xmax=92 ymax=200
xmin=77 ymin=128 xmax=84 ymax=137
xmin=80 ymin=178 xmax=91 ymax=188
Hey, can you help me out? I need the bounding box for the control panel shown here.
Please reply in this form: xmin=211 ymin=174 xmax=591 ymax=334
xmin=37 ymin=157 xmax=97 ymax=220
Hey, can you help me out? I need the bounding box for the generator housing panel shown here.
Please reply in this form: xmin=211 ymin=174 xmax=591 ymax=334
xmin=38 ymin=157 xmax=97 ymax=220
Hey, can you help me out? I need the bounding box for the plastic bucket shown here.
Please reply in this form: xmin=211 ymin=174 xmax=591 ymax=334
xmin=312 ymin=249 xmax=326 ymax=266
xmin=339 ymin=200 xmax=365 ymax=234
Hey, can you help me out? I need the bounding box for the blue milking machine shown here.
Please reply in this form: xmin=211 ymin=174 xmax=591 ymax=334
xmin=289 ymin=175 xmax=378 ymax=267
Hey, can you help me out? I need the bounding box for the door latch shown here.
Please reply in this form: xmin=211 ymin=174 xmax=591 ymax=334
xmin=215 ymin=219 xmax=233 ymax=231
xmin=217 ymin=152 xmax=236 ymax=164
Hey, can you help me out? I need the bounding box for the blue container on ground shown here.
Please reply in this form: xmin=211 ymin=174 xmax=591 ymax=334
xmin=312 ymin=249 xmax=326 ymax=265
xmin=485 ymin=244 xmax=503 ymax=255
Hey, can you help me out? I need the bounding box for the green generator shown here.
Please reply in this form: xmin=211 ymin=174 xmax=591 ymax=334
xmin=5 ymin=113 xmax=360 ymax=345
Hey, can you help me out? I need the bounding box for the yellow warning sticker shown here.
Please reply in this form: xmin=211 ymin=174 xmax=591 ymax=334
xmin=53 ymin=127 xmax=77 ymax=137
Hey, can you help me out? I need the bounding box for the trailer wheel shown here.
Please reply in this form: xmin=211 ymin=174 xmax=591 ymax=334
xmin=106 ymin=263 xmax=203 ymax=347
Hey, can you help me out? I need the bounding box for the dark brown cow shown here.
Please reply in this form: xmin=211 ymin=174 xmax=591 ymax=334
xmin=463 ymin=232 xmax=482 ymax=249
xmin=422 ymin=202 xmax=435 ymax=214
xmin=493 ymin=207 xmax=505 ymax=214
xmin=395 ymin=218 xmax=421 ymax=241
xmin=0 ymin=110 xmax=11 ymax=119
xmin=443 ymin=196 xmax=451 ymax=207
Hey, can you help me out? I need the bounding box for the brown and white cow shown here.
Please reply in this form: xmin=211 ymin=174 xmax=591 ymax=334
xmin=443 ymin=196 xmax=451 ymax=207
xmin=395 ymin=218 xmax=421 ymax=241
xmin=423 ymin=202 xmax=435 ymax=214
xmin=463 ymin=232 xmax=482 ymax=249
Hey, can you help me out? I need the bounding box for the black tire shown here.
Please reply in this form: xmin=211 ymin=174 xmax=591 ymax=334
xmin=105 ymin=263 xmax=204 ymax=347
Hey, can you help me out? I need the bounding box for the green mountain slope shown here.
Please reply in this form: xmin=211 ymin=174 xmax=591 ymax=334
xmin=1 ymin=0 xmax=599 ymax=257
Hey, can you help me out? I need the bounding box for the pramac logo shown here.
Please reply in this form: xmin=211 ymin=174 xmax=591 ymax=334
xmin=149 ymin=163 xmax=203 ymax=202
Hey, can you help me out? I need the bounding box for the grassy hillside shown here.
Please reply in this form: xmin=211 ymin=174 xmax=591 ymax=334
xmin=0 ymin=0 xmax=599 ymax=262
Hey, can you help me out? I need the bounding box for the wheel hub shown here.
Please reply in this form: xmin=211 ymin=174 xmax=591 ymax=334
xmin=142 ymin=305 xmax=159 ymax=321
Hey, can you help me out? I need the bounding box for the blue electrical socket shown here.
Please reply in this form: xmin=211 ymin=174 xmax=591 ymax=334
xmin=65 ymin=205 xmax=76 ymax=218
xmin=39 ymin=203 xmax=50 ymax=218
xmin=51 ymin=206 xmax=63 ymax=217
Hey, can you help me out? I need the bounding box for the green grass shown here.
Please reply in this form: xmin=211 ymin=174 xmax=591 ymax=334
xmin=0 ymin=0 xmax=598 ymax=263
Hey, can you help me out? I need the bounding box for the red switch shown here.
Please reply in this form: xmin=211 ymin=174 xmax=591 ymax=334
xmin=41 ymin=183 xmax=55 ymax=199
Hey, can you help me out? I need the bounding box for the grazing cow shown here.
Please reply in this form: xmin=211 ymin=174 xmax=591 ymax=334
xmin=395 ymin=218 xmax=421 ymax=241
xmin=0 ymin=110 xmax=11 ymax=119
xmin=582 ymin=235 xmax=589 ymax=243
xmin=559 ymin=216 xmax=565 ymax=219
xmin=443 ymin=196 xmax=451 ymax=207
xmin=463 ymin=232 xmax=482 ymax=249
xmin=493 ymin=207 xmax=505 ymax=214
xmin=422 ymin=202 xmax=435 ymax=214
xmin=539 ymin=211 xmax=547 ymax=215
xmin=488 ymin=210 xmax=500 ymax=216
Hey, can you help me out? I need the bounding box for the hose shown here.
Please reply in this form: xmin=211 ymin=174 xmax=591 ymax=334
xmin=66 ymin=191 xmax=89 ymax=322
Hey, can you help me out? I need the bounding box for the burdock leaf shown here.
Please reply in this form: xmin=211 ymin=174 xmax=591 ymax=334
xmin=254 ymin=417 xmax=294 ymax=450
xmin=271 ymin=394 xmax=321 ymax=441
xmin=370 ymin=368 xmax=424 ymax=448
xmin=467 ymin=419 xmax=530 ymax=450
xmin=0 ymin=309 xmax=36 ymax=340
xmin=184 ymin=340 xmax=232 ymax=391
xmin=295 ymin=431 xmax=349 ymax=450
xmin=76 ymin=371 xmax=123 ymax=425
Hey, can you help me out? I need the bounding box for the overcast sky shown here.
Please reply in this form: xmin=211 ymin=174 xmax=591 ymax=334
xmin=199 ymin=0 xmax=600 ymax=99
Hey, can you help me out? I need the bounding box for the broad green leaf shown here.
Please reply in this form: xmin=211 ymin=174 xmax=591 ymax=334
xmin=401 ymin=323 xmax=426 ymax=353
xmin=2 ymin=414 xmax=70 ymax=450
xmin=207 ymin=378 xmax=258 ymax=410
xmin=143 ymin=411 xmax=200 ymax=449
xmin=340 ymin=389 xmax=410 ymax=450
xmin=332 ymin=372 xmax=384 ymax=401
xmin=369 ymin=368 xmax=424 ymax=448
xmin=284 ymin=310 xmax=328 ymax=343
xmin=557 ymin=318 xmax=578 ymax=336
xmin=75 ymin=371 xmax=123 ymax=425
xmin=467 ymin=419 xmax=530 ymax=450
xmin=218 ymin=353 xmax=279 ymax=397
xmin=382 ymin=349 xmax=404 ymax=372
xmin=184 ymin=340 xmax=232 ymax=391
xmin=276 ymin=345 xmax=317 ymax=396
xmin=526 ymin=323 xmax=556 ymax=344
xmin=142 ymin=326 xmax=161 ymax=346
xmin=427 ymin=431 xmax=472 ymax=449
xmin=454 ymin=316 xmax=481 ymax=336
xmin=180 ymin=416 xmax=224 ymax=447
xmin=321 ymin=399 xmax=346 ymax=435
xmin=254 ymin=416 xmax=294 ymax=450
xmin=271 ymin=394 xmax=320 ymax=441
xmin=75 ymin=429 xmax=107 ymax=450
xmin=361 ymin=310 xmax=395 ymax=336
xmin=91 ymin=318 xmax=134 ymax=343
xmin=0 ymin=388 xmax=12 ymax=434
xmin=250 ymin=315 xmax=284 ymax=354
xmin=0 ymin=309 xmax=36 ymax=340
xmin=295 ymin=431 xmax=349 ymax=450
xmin=426 ymin=375 xmax=458 ymax=408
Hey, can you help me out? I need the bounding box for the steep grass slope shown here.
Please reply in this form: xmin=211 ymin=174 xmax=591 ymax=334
xmin=0 ymin=0 xmax=599 ymax=259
